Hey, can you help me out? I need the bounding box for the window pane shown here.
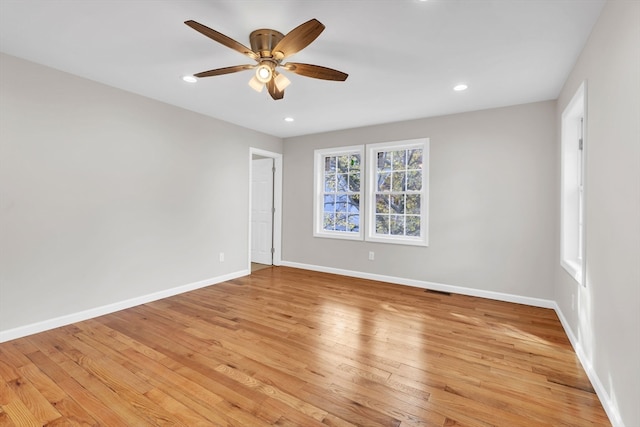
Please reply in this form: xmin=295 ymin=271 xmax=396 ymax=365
xmin=390 ymin=215 xmax=405 ymax=235
xmin=349 ymin=194 xmax=360 ymax=213
xmin=390 ymin=194 xmax=405 ymax=214
xmin=392 ymin=150 xmax=406 ymax=170
xmin=324 ymin=194 xmax=336 ymax=212
xmin=349 ymin=172 xmax=360 ymax=192
xmin=407 ymin=149 xmax=422 ymax=169
xmin=376 ymin=215 xmax=389 ymax=234
xmin=348 ymin=214 xmax=359 ymax=231
xmin=336 ymin=200 xmax=348 ymax=213
xmin=377 ymin=152 xmax=391 ymax=171
xmin=350 ymin=154 xmax=361 ymax=171
xmin=337 ymin=173 xmax=349 ymax=192
xmin=376 ymin=194 xmax=389 ymax=213
xmin=323 ymin=212 xmax=335 ymax=231
xmin=406 ymin=171 xmax=422 ymax=191
xmin=338 ymin=155 xmax=350 ymax=173
xmin=392 ymin=171 xmax=406 ymax=192
xmin=324 ymin=174 xmax=336 ymax=192
xmin=377 ymin=172 xmax=391 ymax=191
xmin=325 ymin=156 xmax=336 ymax=172
xmin=335 ymin=213 xmax=347 ymax=231
xmin=406 ymin=194 xmax=420 ymax=214
xmin=406 ymin=216 xmax=421 ymax=236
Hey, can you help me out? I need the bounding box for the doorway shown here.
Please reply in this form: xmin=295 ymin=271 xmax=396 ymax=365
xmin=249 ymin=148 xmax=282 ymax=272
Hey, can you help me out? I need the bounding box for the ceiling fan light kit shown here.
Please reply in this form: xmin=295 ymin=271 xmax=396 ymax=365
xmin=274 ymin=72 xmax=291 ymax=91
xmin=248 ymin=75 xmax=265 ymax=92
xmin=185 ymin=18 xmax=348 ymax=100
xmin=255 ymin=64 xmax=273 ymax=82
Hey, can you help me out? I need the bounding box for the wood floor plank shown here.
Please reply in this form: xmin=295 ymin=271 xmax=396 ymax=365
xmin=5 ymin=372 xmax=61 ymax=425
xmin=214 ymin=363 xmax=328 ymax=421
xmin=0 ymin=381 xmax=42 ymax=427
xmin=19 ymin=348 xmax=121 ymax=426
xmin=0 ymin=267 xmax=610 ymax=426
xmin=0 ymin=409 xmax=16 ymax=427
xmin=25 ymin=331 xmax=162 ymax=425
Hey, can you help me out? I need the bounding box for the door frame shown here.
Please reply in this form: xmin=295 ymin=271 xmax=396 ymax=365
xmin=248 ymin=148 xmax=282 ymax=269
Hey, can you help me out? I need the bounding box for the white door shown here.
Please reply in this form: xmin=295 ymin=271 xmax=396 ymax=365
xmin=251 ymin=158 xmax=274 ymax=265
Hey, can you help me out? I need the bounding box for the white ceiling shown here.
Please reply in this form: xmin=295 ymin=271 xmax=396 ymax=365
xmin=0 ymin=0 xmax=605 ymax=138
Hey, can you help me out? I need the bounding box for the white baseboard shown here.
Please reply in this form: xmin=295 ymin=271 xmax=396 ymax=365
xmin=0 ymin=269 xmax=250 ymax=343
xmin=280 ymin=261 xmax=555 ymax=308
xmin=553 ymin=303 xmax=625 ymax=427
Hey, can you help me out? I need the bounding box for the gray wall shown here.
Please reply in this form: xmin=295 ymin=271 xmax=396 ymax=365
xmin=554 ymin=1 xmax=640 ymax=426
xmin=0 ymin=53 xmax=282 ymax=332
xmin=282 ymin=101 xmax=557 ymax=300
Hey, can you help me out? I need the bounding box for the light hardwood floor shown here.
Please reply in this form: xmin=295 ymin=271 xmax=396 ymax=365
xmin=0 ymin=267 xmax=610 ymax=426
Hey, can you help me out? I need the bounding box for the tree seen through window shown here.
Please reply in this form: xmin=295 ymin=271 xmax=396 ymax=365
xmin=374 ymin=148 xmax=423 ymax=237
xmin=323 ymin=153 xmax=361 ymax=232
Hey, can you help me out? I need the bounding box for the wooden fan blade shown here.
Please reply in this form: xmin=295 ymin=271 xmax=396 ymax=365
xmin=267 ymin=78 xmax=284 ymax=100
xmin=185 ymin=20 xmax=258 ymax=61
xmin=283 ymin=63 xmax=348 ymax=81
xmin=272 ymin=19 xmax=325 ymax=60
xmin=194 ymin=65 xmax=255 ymax=78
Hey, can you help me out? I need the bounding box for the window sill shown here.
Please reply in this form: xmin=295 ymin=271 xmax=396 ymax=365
xmin=314 ymin=231 xmax=363 ymax=241
xmin=365 ymin=235 xmax=428 ymax=247
xmin=561 ymin=259 xmax=583 ymax=285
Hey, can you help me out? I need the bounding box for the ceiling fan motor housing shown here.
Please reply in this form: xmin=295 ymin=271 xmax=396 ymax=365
xmin=249 ymin=29 xmax=285 ymax=58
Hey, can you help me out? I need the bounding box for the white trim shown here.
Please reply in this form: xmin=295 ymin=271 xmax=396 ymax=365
xmin=560 ymin=259 xmax=582 ymax=284
xmin=560 ymin=81 xmax=587 ymax=286
xmin=366 ymin=138 xmax=430 ymax=247
xmin=0 ymin=269 xmax=249 ymax=343
xmin=554 ymin=303 xmax=625 ymax=427
xmin=273 ymin=155 xmax=283 ymax=266
xmin=280 ymin=261 xmax=554 ymax=308
xmin=249 ymin=148 xmax=283 ymax=267
xmin=313 ymin=145 xmax=365 ymax=241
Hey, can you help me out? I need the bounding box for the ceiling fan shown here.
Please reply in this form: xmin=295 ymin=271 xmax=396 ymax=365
xmin=184 ymin=18 xmax=348 ymax=100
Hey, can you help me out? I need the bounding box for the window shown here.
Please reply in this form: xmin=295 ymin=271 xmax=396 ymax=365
xmin=366 ymin=139 xmax=429 ymax=246
xmin=313 ymin=139 xmax=429 ymax=246
xmin=561 ymin=82 xmax=586 ymax=285
xmin=313 ymin=146 xmax=364 ymax=240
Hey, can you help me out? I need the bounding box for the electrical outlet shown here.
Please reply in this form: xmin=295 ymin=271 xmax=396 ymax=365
xmin=368 ymin=251 xmax=375 ymax=261
xmin=219 ymin=252 xmax=225 ymax=262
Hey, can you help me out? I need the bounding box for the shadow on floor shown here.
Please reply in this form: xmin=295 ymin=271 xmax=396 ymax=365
xmin=251 ymin=263 xmax=272 ymax=273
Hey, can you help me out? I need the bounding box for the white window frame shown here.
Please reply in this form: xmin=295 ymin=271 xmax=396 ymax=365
xmin=561 ymin=81 xmax=587 ymax=285
xmin=366 ymin=138 xmax=430 ymax=246
xmin=313 ymin=145 xmax=364 ymax=241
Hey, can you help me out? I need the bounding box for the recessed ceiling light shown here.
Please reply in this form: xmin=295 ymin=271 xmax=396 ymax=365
xmin=453 ymin=84 xmax=468 ymax=91
xmin=284 ymin=117 xmax=295 ymax=122
xmin=182 ymin=75 xmax=197 ymax=83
